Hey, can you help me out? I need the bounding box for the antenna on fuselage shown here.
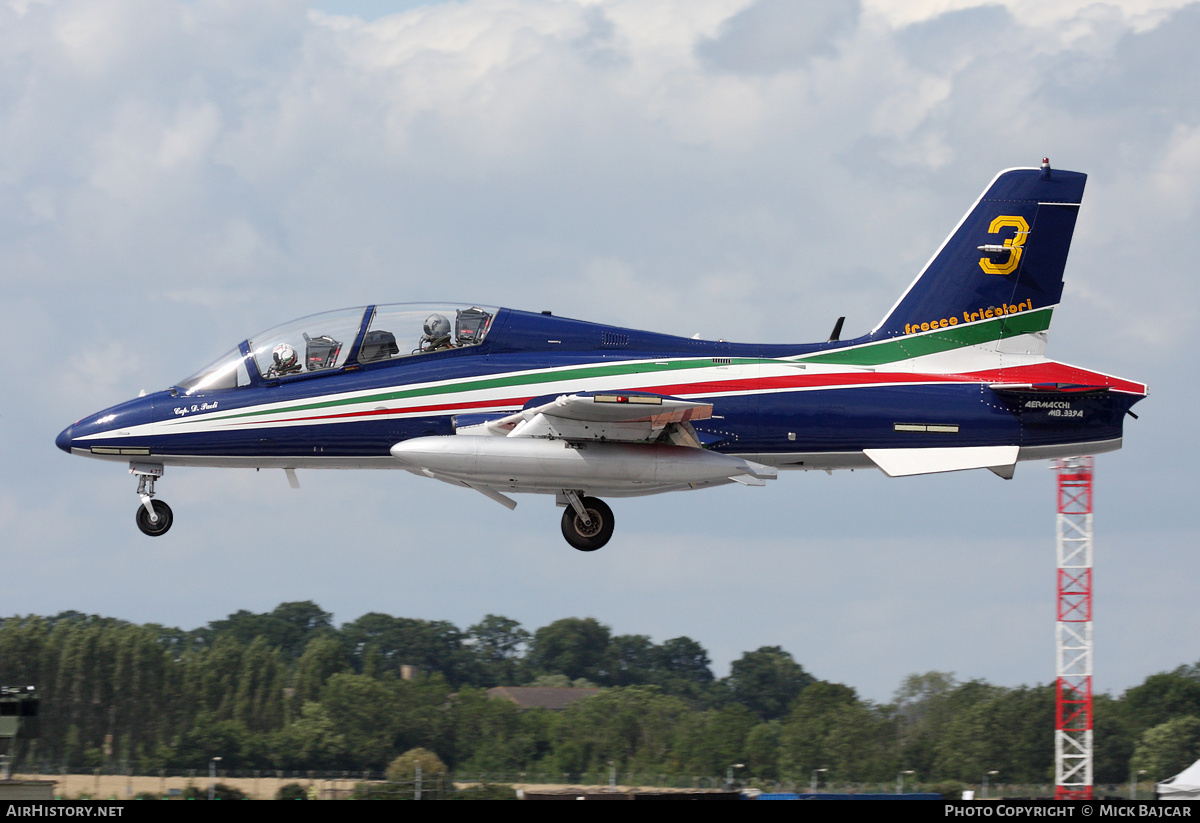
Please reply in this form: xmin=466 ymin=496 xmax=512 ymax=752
xmin=828 ymin=316 xmax=846 ymax=342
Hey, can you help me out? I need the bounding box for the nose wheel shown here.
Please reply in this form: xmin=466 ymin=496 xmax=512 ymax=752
xmin=560 ymin=493 xmax=614 ymax=551
xmin=136 ymin=500 xmax=173 ymax=536
xmin=131 ymin=462 xmax=173 ymax=537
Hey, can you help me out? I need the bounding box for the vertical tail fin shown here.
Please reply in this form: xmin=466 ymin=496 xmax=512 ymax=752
xmin=872 ymin=163 xmax=1086 ymax=358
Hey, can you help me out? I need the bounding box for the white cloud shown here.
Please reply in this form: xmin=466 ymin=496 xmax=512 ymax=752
xmin=863 ymin=0 xmax=1193 ymax=30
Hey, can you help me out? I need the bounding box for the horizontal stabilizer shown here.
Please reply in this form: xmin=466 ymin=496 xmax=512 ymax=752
xmin=864 ymin=445 xmax=1019 ymax=478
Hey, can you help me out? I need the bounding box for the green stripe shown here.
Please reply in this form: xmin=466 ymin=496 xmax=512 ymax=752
xmin=212 ymin=357 xmax=767 ymax=423
xmin=797 ymin=308 xmax=1054 ymax=367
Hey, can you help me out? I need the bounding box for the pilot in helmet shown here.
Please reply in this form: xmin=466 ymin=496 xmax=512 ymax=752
xmin=420 ymin=314 xmax=453 ymax=352
xmin=268 ymin=342 xmax=302 ymax=377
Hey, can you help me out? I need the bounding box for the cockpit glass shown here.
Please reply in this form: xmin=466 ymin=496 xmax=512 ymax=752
xmin=360 ymin=304 xmax=497 ymax=363
xmin=248 ymin=307 xmax=368 ymax=380
xmin=175 ymin=303 xmax=499 ymax=392
xmin=177 ymin=347 xmax=252 ymax=395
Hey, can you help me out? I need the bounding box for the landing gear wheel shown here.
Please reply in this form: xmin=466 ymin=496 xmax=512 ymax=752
xmin=560 ymin=496 xmax=614 ymax=551
xmin=136 ymin=500 xmax=173 ymax=537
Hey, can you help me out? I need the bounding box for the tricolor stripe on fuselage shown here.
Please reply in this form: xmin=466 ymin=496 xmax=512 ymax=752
xmin=71 ymin=306 xmax=1146 ymax=466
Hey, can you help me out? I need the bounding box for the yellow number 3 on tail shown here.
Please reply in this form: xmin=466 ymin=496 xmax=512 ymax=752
xmin=978 ymin=215 xmax=1029 ymax=276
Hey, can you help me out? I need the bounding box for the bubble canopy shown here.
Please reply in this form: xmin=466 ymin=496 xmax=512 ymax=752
xmin=175 ymin=304 xmax=499 ymax=395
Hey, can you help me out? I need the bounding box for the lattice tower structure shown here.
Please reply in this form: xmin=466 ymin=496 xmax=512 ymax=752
xmin=1054 ymin=456 xmax=1094 ymax=800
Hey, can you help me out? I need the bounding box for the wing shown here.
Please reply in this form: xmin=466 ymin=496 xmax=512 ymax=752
xmin=456 ymin=390 xmax=713 ymax=446
xmin=394 ymin=391 xmax=775 ymax=511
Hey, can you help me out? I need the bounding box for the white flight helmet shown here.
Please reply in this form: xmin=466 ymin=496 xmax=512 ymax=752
xmin=271 ymin=343 xmax=299 ymax=373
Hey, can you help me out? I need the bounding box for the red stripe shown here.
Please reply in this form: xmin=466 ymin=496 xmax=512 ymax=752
xmin=638 ymin=371 xmax=960 ymax=397
xmin=229 ymin=361 xmax=1145 ymax=427
xmin=957 ymin=363 xmax=1147 ymax=395
xmin=233 ymin=372 xmax=957 ymax=426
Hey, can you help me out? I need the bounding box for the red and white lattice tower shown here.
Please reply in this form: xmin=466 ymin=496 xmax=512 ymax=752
xmin=1054 ymin=456 xmax=1094 ymax=800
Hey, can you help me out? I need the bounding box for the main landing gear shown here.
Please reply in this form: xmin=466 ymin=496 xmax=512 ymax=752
xmin=131 ymin=462 xmax=173 ymax=537
xmin=560 ymin=491 xmax=614 ymax=551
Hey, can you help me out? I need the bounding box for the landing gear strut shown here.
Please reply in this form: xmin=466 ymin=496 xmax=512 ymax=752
xmin=131 ymin=462 xmax=173 ymax=537
xmin=560 ymin=491 xmax=614 ymax=551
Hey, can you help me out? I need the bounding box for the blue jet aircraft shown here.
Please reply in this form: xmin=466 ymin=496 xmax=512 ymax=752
xmin=57 ymin=161 xmax=1146 ymax=550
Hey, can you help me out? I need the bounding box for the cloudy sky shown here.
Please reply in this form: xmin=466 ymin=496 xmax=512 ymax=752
xmin=2 ymin=0 xmax=1197 ymax=702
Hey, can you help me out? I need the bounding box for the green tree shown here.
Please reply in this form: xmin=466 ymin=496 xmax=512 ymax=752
xmin=176 ymin=712 xmax=254 ymax=769
xmin=892 ymin=671 xmax=959 ymax=779
xmin=390 ymin=675 xmax=455 ymax=758
xmin=745 ymin=721 xmax=782 ymax=780
xmin=1123 ymin=668 xmax=1200 ymax=738
xmin=529 ymin=618 xmax=613 ymax=683
xmin=608 ymin=635 xmax=655 ymax=686
xmin=671 ymin=704 xmax=756 ymax=775
xmin=777 ymin=681 xmax=895 ymax=782
xmin=204 ymin=601 xmax=335 ymax=660
xmin=292 ymin=635 xmax=351 ymax=705
xmin=272 ymin=601 xmax=335 ymax=636
xmin=546 ymin=687 xmax=688 ymax=773
xmin=932 ymin=685 xmax=1054 ymax=784
xmin=1131 ymin=716 xmax=1200 ymax=782
xmin=387 ymin=747 xmax=448 ymax=781
xmin=341 ymin=613 xmax=472 ymax=684
xmin=271 ymin=702 xmax=348 ymax=770
xmin=320 ymin=672 xmax=405 ymax=769
xmin=466 ymin=615 xmax=529 ymax=686
xmin=445 ymin=687 xmax=528 ymax=772
xmin=726 ymin=646 xmax=814 ymax=720
xmin=1094 ymin=693 xmax=1137 ymax=784
xmin=231 ymin=637 xmax=286 ymax=732
xmin=653 ymin=637 xmax=714 ymax=684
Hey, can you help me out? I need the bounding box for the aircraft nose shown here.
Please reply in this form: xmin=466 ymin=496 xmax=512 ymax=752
xmin=56 ymin=425 xmax=74 ymax=454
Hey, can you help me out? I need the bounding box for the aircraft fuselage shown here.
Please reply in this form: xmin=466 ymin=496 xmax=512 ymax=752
xmin=57 ymin=305 xmax=1142 ymax=473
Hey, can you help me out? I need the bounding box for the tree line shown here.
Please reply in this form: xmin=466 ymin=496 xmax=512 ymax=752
xmin=1 ymin=602 xmax=1197 ymax=788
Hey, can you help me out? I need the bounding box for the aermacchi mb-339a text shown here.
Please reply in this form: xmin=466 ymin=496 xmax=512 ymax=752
xmin=57 ymin=161 xmax=1146 ymax=551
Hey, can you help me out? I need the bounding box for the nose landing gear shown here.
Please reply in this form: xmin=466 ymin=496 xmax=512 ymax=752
xmin=131 ymin=462 xmax=173 ymax=537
